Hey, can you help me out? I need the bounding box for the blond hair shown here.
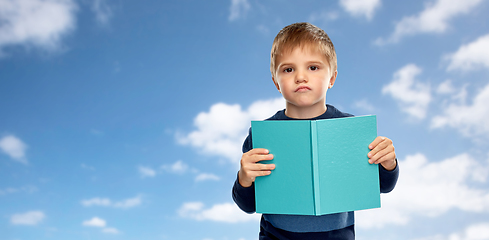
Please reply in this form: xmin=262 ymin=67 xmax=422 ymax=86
xmin=270 ymin=22 xmax=337 ymax=79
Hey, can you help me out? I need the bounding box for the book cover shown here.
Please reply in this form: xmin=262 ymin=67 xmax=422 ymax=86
xmin=251 ymin=115 xmax=380 ymax=216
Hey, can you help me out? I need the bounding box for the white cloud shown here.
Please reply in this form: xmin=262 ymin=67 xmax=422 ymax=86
xmin=431 ymin=82 xmax=489 ymax=138
xmin=0 ymin=186 xmax=37 ymax=195
xmin=436 ymin=79 xmax=456 ymax=95
xmin=82 ymin=217 xmax=120 ymax=234
xmin=228 ymin=0 xmax=250 ymax=21
xmin=0 ymin=135 xmax=28 ymax=164
xmin=91 ymin=0 xmax=112 ymax=26
xmin=413 ymin=222 xmax=489 ymax=240
xmin=446 ymin=34 xmax=489 ymax=71
xmin=81 ymin=197 xmax=111 ymax=207
xmin=81 ymin=195 xmax=142 ymax=209
xmin=339 ymin=0 xmax=381 ymax=20
xmin=138 ymin=166 xmax=156 ymax=178
xmin=177 ymin=98 xmax=284 ymax=163
xmin=195 ymin=173 xmax=220 ymax=182
xmin=10 ymin=211 xmax=45 ymax=225
xmin=256 ymin=24 xmax=270 ymax=36
xmin=0 ymin=0 xmax=78 ymax=55
xmin=352 ymin=99 xmax=376 ymax=113
xmin=382 ymin=64 xmax=431 ymax=119
xmin=102 ymin=227 xmax=120 ymax=234
xmin=356 ymin=153 xmax=489 ymax=229
xmin=161 ymin=160 xmax=189 ymax=174
xmin=0 ymin=187 xmax=19 ymax=195
xmin=375 ymin=0 xmax=483 ymax=45
xmin=112 ymin=195 xmax=141 ymax=209
xmin=178 ymin=202 xmax=260 ymax=223
xmin=460 ymin=223 xmax=489 ymax=240
xmin=82 ymin=217 xmax=106 ymax=227
xmin=436 ymin=80 xmax=468 ymax=106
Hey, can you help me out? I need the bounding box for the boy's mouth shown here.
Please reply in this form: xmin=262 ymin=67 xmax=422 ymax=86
xmin=295 ymin=86 xmax=311 ymax=92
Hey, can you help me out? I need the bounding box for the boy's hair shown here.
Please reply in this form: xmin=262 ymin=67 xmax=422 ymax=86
xmin=270 ymin=22 xmax=337 ymax=79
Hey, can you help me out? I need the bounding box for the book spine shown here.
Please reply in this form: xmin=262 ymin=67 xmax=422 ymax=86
xmin=310 ymin=121 xmax=321 ymax=215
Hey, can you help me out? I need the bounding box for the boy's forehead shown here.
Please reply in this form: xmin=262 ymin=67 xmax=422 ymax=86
xmin=281 ymin=42 xmax=321 ymax=54
xmin=278 ymin=44 xmax=328 ymax=62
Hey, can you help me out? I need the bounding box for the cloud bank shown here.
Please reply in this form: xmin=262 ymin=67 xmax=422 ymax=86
xmin=0 ymin=0 xmax=78 ymax=55
xmin=446 ymin=34 xmax=489 ymax=72
xmin=382 ymin=64 xmax=431 ymax=120
xmin=375 ymin=0 xmax=483 ymax=45
xmin=10 ymin=211 xmax=45 ymax=225
xmin=178 ymin=202 xmax=260 ymax=223
xmin=356 ymin=153 xmax=489 ymax=229
xmin=82 ymin=217 xmax=120 ymax=234
xmin=177 ymin=98 xmax=284 ymax=163
xmin=81 ymin=195 xmax=142 ymax=209
xmin=431 ymin=82 xmax=489 ymax=138
xmin=339 ymin=0 xmax=381 ymax=20
xmin=91 ymin=0 xmax=113 ymax=26
xmin=228 ymin=0 xmax=250 ymax=21
xmin=0 ymin=135 xmax=28 ymax=164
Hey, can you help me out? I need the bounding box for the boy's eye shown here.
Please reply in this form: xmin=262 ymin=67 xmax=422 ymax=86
xmin=309 ymin=66 xmax=318 ymax=71
xmin=284 ymin=68 xmax=293 ymax=73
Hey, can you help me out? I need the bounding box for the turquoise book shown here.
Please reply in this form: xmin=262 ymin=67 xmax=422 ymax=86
xmin=251 ymin=115 xmax=380 ymax=216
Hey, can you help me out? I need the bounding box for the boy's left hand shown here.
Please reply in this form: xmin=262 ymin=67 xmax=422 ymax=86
xmin=368 ymin=136 xmax=397 ymax=171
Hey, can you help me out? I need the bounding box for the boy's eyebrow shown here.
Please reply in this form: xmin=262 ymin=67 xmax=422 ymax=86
xmin=278 ymin=60 xmax=326 ymax=68
xmin=276 ymin=62 xmax=294 ymax=69
xmin=306 ymin=60 xmax=326 ymax=65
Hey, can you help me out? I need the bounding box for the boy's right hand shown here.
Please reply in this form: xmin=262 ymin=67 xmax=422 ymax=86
xmin=238 ymin=148 xmax=275 ymax=188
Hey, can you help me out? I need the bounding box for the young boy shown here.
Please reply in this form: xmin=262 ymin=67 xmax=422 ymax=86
xmin=232 ymin=22 xmax=399 ymax=239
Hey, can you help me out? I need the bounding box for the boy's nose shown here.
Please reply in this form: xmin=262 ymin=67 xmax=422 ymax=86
xmin=295 ymin=72 xmax=308 ymax=83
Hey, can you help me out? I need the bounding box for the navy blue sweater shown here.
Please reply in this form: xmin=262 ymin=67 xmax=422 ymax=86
xmin=232 ymin=105 xmax=399 ymax=239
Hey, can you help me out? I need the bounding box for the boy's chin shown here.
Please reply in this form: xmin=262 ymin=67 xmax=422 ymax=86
xmin=286 ymin=102 xmax=327 ymax=112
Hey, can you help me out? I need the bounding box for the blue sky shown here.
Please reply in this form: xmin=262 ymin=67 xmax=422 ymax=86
xmin=1 ymin=0 xmax=489 ymax=239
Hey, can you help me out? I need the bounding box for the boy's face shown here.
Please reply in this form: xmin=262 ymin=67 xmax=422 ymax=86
xmin=272 ymin=46 xmax=337 ymax=116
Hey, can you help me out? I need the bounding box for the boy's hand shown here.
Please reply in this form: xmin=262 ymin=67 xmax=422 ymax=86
xmin=238 ymin=148 xmax=275 ymax=188
xmin=368 ymin=136 xmax=397 ymax=171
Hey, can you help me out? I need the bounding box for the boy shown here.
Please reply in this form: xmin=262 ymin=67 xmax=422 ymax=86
xmin=232 ymin=22 xmax=399 ymax=239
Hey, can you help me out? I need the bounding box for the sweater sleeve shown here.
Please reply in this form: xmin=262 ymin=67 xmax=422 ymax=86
xmin=232 ymin=129 xmax=257 ymax=214
xmin=232 ymin=175 xmax=256 ymax=213
xmin=379 ymin=159 xmax=399 ymax=193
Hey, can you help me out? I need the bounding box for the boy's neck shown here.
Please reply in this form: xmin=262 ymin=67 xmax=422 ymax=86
xmin=284 ymin=103 xmax=327 ymax=119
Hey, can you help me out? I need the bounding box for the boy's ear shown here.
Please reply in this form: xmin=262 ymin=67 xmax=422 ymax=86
xmin=328 ymin=71 xmax=338 ymax=89
xmin=272 ymin=77 xmax=281 ymax=93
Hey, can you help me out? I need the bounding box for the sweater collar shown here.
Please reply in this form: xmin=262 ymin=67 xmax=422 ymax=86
xmin=276 ymin=104 xmax=337 ymax=120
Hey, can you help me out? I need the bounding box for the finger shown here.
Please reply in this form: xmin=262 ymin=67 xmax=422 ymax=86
xmin=254 ymin=170 xmax=273 ymax=177
xmin=246 ymin=162 xmax=276 ymax=171
xmin=369 ymin=144 xmax=391 ymax=163
xmin=241 ymin=153 xmax=273 ymax=167
xmin=250 ymin=153 xmax=274 ymax=164
xmin=369 ymin=136 xmax=386 ymax=150
xmin=243 ymin=165 xmax=274 ymax=180
xmin=377 ymin=152 xmax=397 ymax=167
xmin=368 ymin=138 xmax=392 ymax=158
xmin=369 ymin=144 xmax=395 ymax=164
xmin=247 ymin=148 xmax=270 ymax=155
